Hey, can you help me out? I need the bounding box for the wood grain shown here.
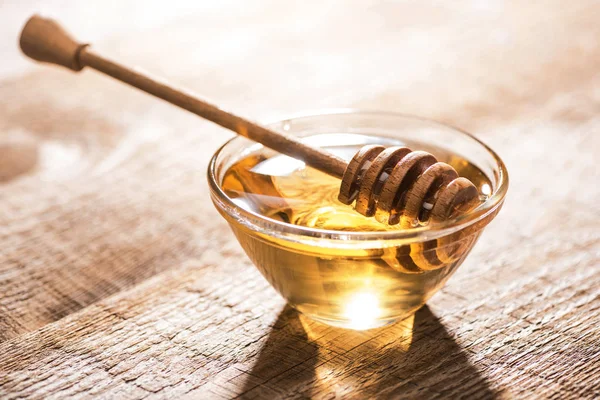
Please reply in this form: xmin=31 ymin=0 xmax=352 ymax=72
xmin=1 ymin=1 xmax=599 ymax=399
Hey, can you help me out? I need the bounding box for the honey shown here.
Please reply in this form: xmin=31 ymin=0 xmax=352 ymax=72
xmin=219 ymin=133 xmax=492 ymax=329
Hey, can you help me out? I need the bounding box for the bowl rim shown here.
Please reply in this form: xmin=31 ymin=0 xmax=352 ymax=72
xmin=207 ymin=109 xmax=508 ymax=244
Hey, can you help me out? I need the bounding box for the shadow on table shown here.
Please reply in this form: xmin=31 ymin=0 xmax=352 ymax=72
xmin=239 ymin=305 xmax=498 ymax=399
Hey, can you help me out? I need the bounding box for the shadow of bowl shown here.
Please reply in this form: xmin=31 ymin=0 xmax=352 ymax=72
xmin=238 ymin=305 xmax=499 ymax=399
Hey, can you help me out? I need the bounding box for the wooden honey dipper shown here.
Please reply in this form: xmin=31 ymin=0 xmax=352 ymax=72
xmin=20 ymin=15 xmax=480 ymax=226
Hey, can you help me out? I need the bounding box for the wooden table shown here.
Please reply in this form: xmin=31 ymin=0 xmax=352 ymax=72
xmin=1 ymin=1 xmax=598 ymax=399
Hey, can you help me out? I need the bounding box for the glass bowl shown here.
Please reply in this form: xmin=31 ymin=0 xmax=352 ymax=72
xmin=208 ymin=110 xmax=508 ymax=330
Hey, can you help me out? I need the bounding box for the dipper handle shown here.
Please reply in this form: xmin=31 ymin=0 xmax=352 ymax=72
xmin=19 ymin=15 xmax=349 ymax=178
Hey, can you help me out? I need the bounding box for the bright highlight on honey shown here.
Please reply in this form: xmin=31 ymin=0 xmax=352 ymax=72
xmin=344 ymin=292 xmax=382 ymax=331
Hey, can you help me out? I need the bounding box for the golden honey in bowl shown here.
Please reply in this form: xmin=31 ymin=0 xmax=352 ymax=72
xmin=218 ymin=132 xmax=493 ymax=330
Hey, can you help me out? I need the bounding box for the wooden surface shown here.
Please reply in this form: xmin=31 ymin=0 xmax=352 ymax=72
xmin=1 ymin=1 xmax=599 ymax=399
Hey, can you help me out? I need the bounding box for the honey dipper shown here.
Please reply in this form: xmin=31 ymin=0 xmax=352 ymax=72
xmin=19 ymin=15 xmax=480 ymax=226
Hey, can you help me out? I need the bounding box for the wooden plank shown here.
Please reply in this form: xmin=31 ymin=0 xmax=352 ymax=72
xmin=0 ymin=254 xmax=597 ymax=398
xmin=0 ymin=0 xmax=599 ymax=398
